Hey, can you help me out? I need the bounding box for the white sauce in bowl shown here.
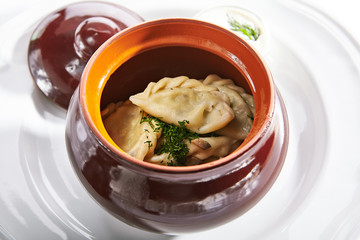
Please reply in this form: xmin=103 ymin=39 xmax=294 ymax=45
xmin=194 ymin=6 xmax=270 ymax=55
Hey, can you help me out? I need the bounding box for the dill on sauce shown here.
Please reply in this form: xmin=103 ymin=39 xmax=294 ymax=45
xmin=140 ymin=111 xmax=199 ymax=166
xmin=227 ymin=14 xmax=260 ymax=41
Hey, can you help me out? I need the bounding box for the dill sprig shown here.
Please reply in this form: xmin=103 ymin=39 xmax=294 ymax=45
xmin=140 ymin=111 xmax=199 ymax=166
xmin=227 ymin=14 xmax=260 ymax=41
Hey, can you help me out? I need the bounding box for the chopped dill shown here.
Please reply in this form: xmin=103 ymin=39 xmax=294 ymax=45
xmin=144 ymin=140 xmax=153 ymax=150
xmin=227 ymin=14 xmax=260 ymax=41
xmin=140 ymin=111 xmax=199 ymax=166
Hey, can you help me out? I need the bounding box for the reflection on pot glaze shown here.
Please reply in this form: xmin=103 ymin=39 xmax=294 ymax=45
xmin=74 ymin=17 xmax=123 ymax=61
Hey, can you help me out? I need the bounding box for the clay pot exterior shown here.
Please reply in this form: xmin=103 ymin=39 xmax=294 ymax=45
xmin=65 ymin=18 xmax=289 ymax=234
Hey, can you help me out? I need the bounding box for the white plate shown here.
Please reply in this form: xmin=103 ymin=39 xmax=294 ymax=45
xmin=1 ymin=0 xmax=360 ymax=239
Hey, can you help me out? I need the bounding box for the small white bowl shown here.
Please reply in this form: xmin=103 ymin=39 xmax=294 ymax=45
xmin=194 ymin=6 xmax=270 ymax=55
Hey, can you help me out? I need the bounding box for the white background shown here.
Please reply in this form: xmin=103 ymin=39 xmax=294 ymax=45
xmin=1 ymin=0 xmax=360 ymax=41
xmin=1 ymin=0 xmax=360 ymax=239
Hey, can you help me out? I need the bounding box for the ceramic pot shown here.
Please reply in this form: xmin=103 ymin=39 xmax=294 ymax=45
xmin=65 ymin=18 xmax=289 ymax=234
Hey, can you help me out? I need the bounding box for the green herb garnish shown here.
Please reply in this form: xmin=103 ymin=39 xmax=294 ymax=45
xmin=227 ymin=14 xmax=260 ymax=41
xmin=140 ymin=113 xmax=162 ymax=132
xmin=144 ymin=140 xmax=153 ymax=150
xmin=140 ymin=111 xmax=199 ymax=166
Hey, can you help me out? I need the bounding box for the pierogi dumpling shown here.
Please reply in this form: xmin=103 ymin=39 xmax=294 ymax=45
xmin=129 ymin=76 xmax=235 ymax=134
xmin=202 ymin=74 xmax=254 ymax=140
xmin=102 ymin=100 xmax=161 ymax=160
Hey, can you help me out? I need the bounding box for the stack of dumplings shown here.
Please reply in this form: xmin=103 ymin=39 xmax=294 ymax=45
xmin=102 ymin=74 xmax=255 ymax=166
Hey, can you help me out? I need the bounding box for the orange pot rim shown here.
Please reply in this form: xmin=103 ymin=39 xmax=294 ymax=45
xmin=79 ymin=18 xmax=275 ymax=173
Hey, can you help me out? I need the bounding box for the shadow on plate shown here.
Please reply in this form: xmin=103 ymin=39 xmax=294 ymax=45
xmin=0 ymin=25 xmax=33 ymax=95
xmin=30 ymin=88 xmax=67 ymax=120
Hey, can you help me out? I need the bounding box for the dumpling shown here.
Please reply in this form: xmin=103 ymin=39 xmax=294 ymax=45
xmin=186 ymin=136 xmax=239 ymax=161
xmin=202 ymin=74 xmax=254 ymax=140
xmin=145 ymin=136 xmax=238 ymax=166
xmin=102 ymin=100 xmax=161 ymax=160
xmin=145 ymin=152 xmax=172 ymax=165
xmin=240 ymin=93 xmax=255 ymax=116
xmin=102 ymin=74 xmax=255 ymax=167
xmin=100 ymin=101 xmax=123 ymax=119
xmin=129 ymin=76 xmax=235 ymax=134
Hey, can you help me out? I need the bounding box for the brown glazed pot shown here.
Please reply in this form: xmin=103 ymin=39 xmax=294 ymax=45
xmin=65 ymin=18 xmax=289 ymax=234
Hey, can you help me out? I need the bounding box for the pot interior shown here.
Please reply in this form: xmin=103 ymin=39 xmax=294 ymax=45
xmin=81 ymin=19 xmax=274 ymax=171
xmin=101 ymin=45 xmax=250 ymax=108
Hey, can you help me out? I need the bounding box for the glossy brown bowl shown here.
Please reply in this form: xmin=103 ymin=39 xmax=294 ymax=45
xmin=65 ymin=18 xmax=289 ymax=234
